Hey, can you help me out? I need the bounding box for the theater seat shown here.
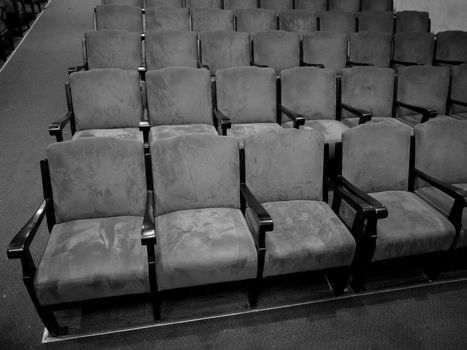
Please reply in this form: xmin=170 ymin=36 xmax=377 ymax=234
xmin=357 ymin=11 xmax=394 ymax=33
xmin=329 ymin=0 xmax=360 ymax=12
xmin=319 ymin=11 xmax=356 ymax=34
xmin=260 ymin=0 xmax=292 ymax=10
xmin=395 ymin=10 xmax=430 ymax=32
xmin=191 ymin=9 xmax=234 ymax=32
xmin=279 ymin=10 xmax=318 ymax=34
xmin=235 ymin=8 xmax=277 ymax=34
xmin=302 ymin=31 xmax=349 ymax=73
xmin=295 ymin=0 xmax=327 ymax=12
xmin=94 ymin=5 xmax=143 ymax=33
xmin=392 ymin=32 xmax=435 ymax=67
xmin=448 ymin=63 xmax=467 ymax=120
xmin=361 ymin=0 xmax=393 ymax=12
xmin=145 ymin=8 xmax=190 ymax=31
xmin=223 ymin=0 xmax=256 ymax=9
xmin=435 ymin=31 xmax=467 ymax=66
xmin=348 ymin=31 xmax=392 ymax=67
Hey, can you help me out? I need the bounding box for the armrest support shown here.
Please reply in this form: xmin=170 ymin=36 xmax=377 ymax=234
xmin=396 ymin=100 xmax=437 ymax=123
xmin=141 ymin=190 xmax=156 ymax=246
xmin=300 ymin=60 xmax=325 ymax=68
xmin=198 ymin=59 xmax=210 ymax=71
xmin=278 ymin=104 xmax=305 ymax=129
xmin=48 ymin=111 xmax=72 ymax=142
xmin=139 ymin=120 xmax=150 ymax=147
xmin=213 ymin=107 xmax=231 ymax=136
xmin=67 ymin=64 xmax=87 ymax=75
xmin=341 ymin=103 xmax=372 ymax=124
xmin=449 ymin=98 xmax=467 ymax=108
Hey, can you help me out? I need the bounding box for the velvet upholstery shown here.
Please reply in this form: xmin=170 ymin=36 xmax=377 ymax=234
xmin=244 ymin=128 xmax=324 ymax=203
xmin=450 ymin=63 xmax=467 ymax=115
xmin=149 ymin=124 xmax=217 ymax=141
xmin=35 ymin=216 xmax=149 ymax=306
xmin=70 ymin=69 xmax=142 ymax=131
xmin=341 ymin=116 xmax=410 ymax=130
xmin=341 ymin=66 xmax=395 ymax=119
xmin=253 ymin=31 xmax=300 ymax=72
xmin=361 ymin=0 xmax=392 ymax=12
xmin=155 ymin=208 xmax=257 ymax=290
xmin=103 ymin=0 xmax=142 ymax=6
xmin=357 ymin=11 xmax=394 ymax=33
xmin=279 ymin=10 xmax=318 ymax=34
xmin=95 ymin=5 xmax=143 ymax=33
xmin=216 ymin=66 xmax=276 ymax=124
xmin=146 ymin=67 xmax=212 ymax=126
xmin=200 ymin=31 xmax=250 ymax=73
xmin=145 ymin=8 xmax=190 ymax=31
xmin=370 ymin=191 xmax=456 ymax=261
xmin=73 ymin=128 xmax=144 ymax=142
xmin=186 ymin=0 xmax=221 ymax=8
xmin=47 ymin=137 xmax=146 ymax=223
xmin=395 ymin=11 xmax=429 ymax=32
xmin=225 ymin=123 xmax=282 ymax=143
xmin=192 ymin=9 xmax=234 ymax=32
xmin=146 ymin=0 xmax=183 ymax=7
xmin=393 ymin=32 xmax=435 ymax=66
xmin=396 ymin=65 xmax=450 ymax=118
xmin=235 ymin=9 xmax=277 ymax=34
xmin=342 ymin=120 xmax=411 ymax=193
xmin=295 ymin=0 xmax=327 ymax=12
xmin=302 ymin=32 xmax=348 ymax=72
xmin=145 ymin=30 xmax=197 ymax=70
xmin=329 ymin=0 xmax=360 ymax=12
xmin=435 ymin=31 xmax=467 ymax=65
xmin=260 ymin=0 xmax=292 ymax=10
xmin=151 ymin=134 xmax=240 ymax=216
xmin=85 ymin=30 xmax=142 ymax=70
xmin=301 ymin=120 xmax=349 ymax=145
xmin=223 ymin=0 xmax=256 ymax=9
xmin=247 ymin=200 xmax=355 ymax=277
xmin=349 ymin=31 xmax=392 ymax=67
xmin=319 ymin=11 xmax=356 ymax=34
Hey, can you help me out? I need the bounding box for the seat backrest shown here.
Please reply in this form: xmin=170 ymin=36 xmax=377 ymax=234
xmin=102 ymin=0 xmax=143 ymax=6
xmin=302 ymin=31 xmax=349 ymax=73
xmin=329 ymin=0 xmax=360 ymax=12
xmin=342 ymin=120 xmax=411 ymax=193
xmin=244 ymin=128 xmax=324 ymax=203
xmin=396 ymin=65 xmax=450 ymax=117
xmin=146 ymin=0 xmax=183 ymax=7
xmin=349 ymin=31 xmax=392 ymax=67
xmin=200 ymin=31 xmax=250 ymax=74
xmin=260 ymin=0 xmax=292 ymax=10
xmin=215 ymin=66 xmax=276 ymax=123
xmin=319 ymin=11 xmax=356 ymax=33
xmin=395 ymin=11 xmax=429 ymax=32
xmin=192 ymin=9 xmax=234 ymax=32
xmin=235 ymin=8 xmax=277 ymax=34
xmin=186 ymin=0 xmax=221 ymax=8
xmin=279 ymin=10 xmax=318 ymax=34
xmin=224 ymin=0 xmax=257 ymax=9
xmin=357 ymin=11 xmax=394 ymax=32
xmin=361 ymin=0 xmax=393 ymax=12
xmin=146 ymin=67 xmax=212 ymax=126
xmin=414 ymin=117 xmax=467 ymax=184
xmin=450 ymin=63 xmax=467 ymax=114
xmin=281 ymin=67 xmax=337 ymax=121
xmin=70 ymin=69 xmax=143 ymax=131
xmin=145 ymin=8 xmax=190 ymax=31
xmin=253 ymin=30 xmax=300 ymax=72
xmin=95 ymin=5 xmax=143 ymax=33
xmin=152 ymin=134 xmax=240 ymax=216
xmin=393 ymin=32 xmax=435 ymax=66
xmin=145 ymin=30 xmax=197 ymax=70
xmin=435 ymin=31 xmax=467 ymax=64
xmin=341 ymin=66 xmax=395 ymax=118
xmin=47 ymin=137 xmax=146 ymax=223
xmin=295 ymin=0 xmax=327 ymax=12
xmin=85 ymin=30 xmax=142 ymax=70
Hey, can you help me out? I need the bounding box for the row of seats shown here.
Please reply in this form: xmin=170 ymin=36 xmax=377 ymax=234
xmin=8 ymin=117 xmax=467 ymax=336
xmin=73 ymin=29 xmax=467 ymax=74
xmin=94 ymin=5 xmax=432 ymax=34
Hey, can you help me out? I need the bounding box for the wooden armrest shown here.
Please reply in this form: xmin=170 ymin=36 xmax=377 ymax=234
xmin=341 ymin=103 xmax=372 ymax=124
xmin=278 ymin=104 xmax=305 ymax=129
xmin=213 ymin=107 xmax=231 ymax=136
xmin=48 ymin=111 xmax=72 ymax=142
xmin=396 ymin=100 xmax=437 ymax=122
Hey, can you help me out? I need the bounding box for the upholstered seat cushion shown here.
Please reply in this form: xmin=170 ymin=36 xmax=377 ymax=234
xmin=73 ymin=128 xmax=144 ymax=141
xmin=370 ymin=191 xmax=456 ymax=262
xmin=149 ymin=124 xmax=217 ymax=141
xmin=226 ymin=123 xmax=282 ymax=143
xmin=397 ymin=115 xmax=450 ymax=128
xmin=155 ymin=208 xmax=257 ymax=290
xmin=247 ymin=200 xmax=355 ymax=277
xmin=342 ymin=117 xmax=413 ymax=134
xmin=35 ymin=216 xmax=149 ymax=306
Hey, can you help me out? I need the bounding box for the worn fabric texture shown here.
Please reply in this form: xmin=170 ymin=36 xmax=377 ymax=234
xmin=47 ymin=137 xmax=146 ymax=223
xmin=155 ymin=207 xmax=257 ymax=290
xmin=393 ymin=32 xmax=435 ymax=66
xmin=187 ymin=0 xmax=221 ymax=8
xmin=244 ymin=128 xmax=324 ymax=203
xmin=192 ymin=9 xmax=234 ymax=32
xmin=95 ymin=5 xmax=143 ymax=32
xmin=261 ymin=0 xmax=292 ymax=10
xmin=235 ymin=9 xmax=277 ymax=34
xmin=295 ymin=0 xmax=327 ymax=12
xmin=150 ymin=124 xmax=217 ymax=141
xmin=70 ymin=69 xmax=142 ymax=131
xmin=223 ymin=0 xmax=256 ymax=9
xmin=450 ymin=63 xmax=467 ymax=115
xmin=73 ymin=128 xmax=144 ymax=142
xmin=435 ymin=31 xmax=467 ymax=64
xmin=320 ymin=11 xmax=356 ymax=34
xmin=146 ymin=0 xmax=183 ymax=7
xmin=226 ymin=123 xmax=281 ymax=143
xmin=302 ymin=32 xmax=348 ymax=72
xmin=145 ymin=30 xmax=197 ymax=70
xmin=341 ymin=116 xmax=411 ymax=131
xmin=279 ymin=10 xmax=317 ymax=34
xmin=361 ymin=0 xmax=392 ymax=11
xmin=85 ymin=30 xmax=142 ymax=70
xmin=151 ymin=134 xmax=240 ymax=216
xmin=216 ymin=66 xmax=276 ymax=123
xmin=35 ymin=216 xmax=148 ymax=306
xmin=349 ymin=31 xmax=392 ymax=67
xmin=341 ymin=66 xmax=395 ymax=119
xmin=300 ymin=120 xmax=349 ymax=145
xmin=145 ymin=8 xmax=190 ymax=31
xmin=396 ymin=65 xmax=450 ymax=117
xmin=200 ymin=31 xmax=250 ymax=74
xmin=329 ymin=0 xmax=360 ymax=12
xmin=370 ymin=190 xmax=456 ymax=261
xmin=342 ymin=120 xmax=411 ymax=193
xmin=253 ymin=31 xmax=300 ymax=72
xmin=146 ymin=67 xmax=212 ymax=126
xmin=357 ymin=11 xmax=394 ymax=32
xmin=245 ymin=200 xmax=355 ymax=277
xmin=395 ymin=11 xmax=429 ymax=32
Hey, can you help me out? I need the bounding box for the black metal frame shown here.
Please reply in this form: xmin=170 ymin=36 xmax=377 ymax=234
xmin=395 ymin=100 xmax=438 ymax=123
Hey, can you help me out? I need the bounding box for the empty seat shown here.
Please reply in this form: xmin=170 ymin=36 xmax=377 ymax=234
xmin=448 ymin=63 xmax=467 ymax=120
xmin=302 ymin=31 xmax=348 ymax=72
xmin=146 ymin=0 xmax=183 ymax=7
xmin=145 ymin=31 xmax=198 ymax=70
xmin=235 ymin=9 xmax=277 ymax=34
xmin=361 ymin=0 xmax=393 ymax=12
xmin=252 ymin=30 xmax=300 ymax=73
xmin=319 ymin=11 xmax=356 ymax=34
xmin=435 ymin=31 xmax=467 ymax=65
xmin=102 ymin=0 xmax=143 ymax=6
xmin=199 ymin=31 xmax=250 ymax=74
xmin=145 ymin=8 xmax=190 ymax=31
xmin=295 ymin=0 xmax=327 ymax=12
xmin=191 ymin=9 xmax=234 ymax=32
xmin=392 ymin=32 xmax=435 ymax=67
xmin=357 ymin=11 xmax=394 ymax=33
xmin=260 ymin=0 xmax=292 ymax=10
xmin=348 ymin=31 xmax=392 ymax=67
xmin=395 ymin=11 xmax=430 ymax=32
xmin=223 ymin=0 xmax=257 ymax=9
xmin=186 ymin=0 xmax=221 ymax=8
xmin=329 ymin=0 xmax=360 ymax=12
xmin=94 ymin=5 xmax=143 ymax=33
xmin=279 ymin=10 xmax=318 ymax=34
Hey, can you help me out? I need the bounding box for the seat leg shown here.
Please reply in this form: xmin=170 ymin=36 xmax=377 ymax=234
xmin=248 ymin=278 xmax=260 ymax=308
xmin=422 ymin=251 xmax=446 ymax=281
xmin=327 ymin=267 xmax=350 ymax=295
xmin=151 ymin=293 xmax=161 ymax=321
